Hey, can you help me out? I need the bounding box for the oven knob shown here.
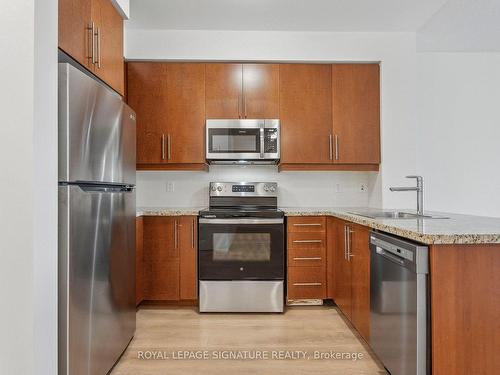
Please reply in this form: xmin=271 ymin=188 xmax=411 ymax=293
xmin=269 ymin=186 xmax=276 ymax=192
xmin=211 ymin=186 xmax=216 ymax=192
xmin=264 ymin=185 xmax=269 ymax=192
xmin=217 ymin=186 xmax=223 ymax=192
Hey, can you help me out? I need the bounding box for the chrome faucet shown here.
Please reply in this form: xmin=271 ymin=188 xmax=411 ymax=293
xmin=389 ymin=176 xmax=424 ymax=215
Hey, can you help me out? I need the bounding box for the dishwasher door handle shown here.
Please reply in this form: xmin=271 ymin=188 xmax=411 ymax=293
xmin=376 ymin=247 xmax=405 ymax=266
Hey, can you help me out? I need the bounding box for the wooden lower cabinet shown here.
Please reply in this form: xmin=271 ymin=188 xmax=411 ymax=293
xmin=287 ymin=217 xmax=327 ymax=301
xmin=330 ymin=218 xmax=370 ymax=341
xmin=138 ymin=216 xmax=197 ymax=304
xmin=135 ymin=217 xmax=144 ymax=305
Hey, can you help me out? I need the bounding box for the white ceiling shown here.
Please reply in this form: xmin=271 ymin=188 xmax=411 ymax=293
xmin=127 ymin=0 xmax=449 ymax=32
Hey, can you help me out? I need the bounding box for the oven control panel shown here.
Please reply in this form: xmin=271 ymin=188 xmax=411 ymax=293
xmin=209 ymin=182 xmax=278 ymax=197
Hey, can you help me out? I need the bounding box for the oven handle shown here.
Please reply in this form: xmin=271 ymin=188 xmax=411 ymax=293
xmin=199 ymin=218 xmax=284 ymax=225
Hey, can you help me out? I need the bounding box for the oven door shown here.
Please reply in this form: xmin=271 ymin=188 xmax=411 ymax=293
xmin=199 ymin=218 xmax=284 ymax=280
xmin=206 ymin=120 xmax=263 ymax=160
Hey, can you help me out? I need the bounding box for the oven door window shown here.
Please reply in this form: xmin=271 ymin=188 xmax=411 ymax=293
xmin=208 ymin=128 xmax=261 ymax=153
xmin=199 ymin=223 xmax=284 ymax=280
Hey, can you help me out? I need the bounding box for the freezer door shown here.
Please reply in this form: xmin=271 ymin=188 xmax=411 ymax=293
xmin=59 ymin=184 xmax=136 ymax=375
xmin=59 ymin=63 xmax=136 ymax=185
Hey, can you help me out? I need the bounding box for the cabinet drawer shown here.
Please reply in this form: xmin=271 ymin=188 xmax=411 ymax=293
xmin=287 ymin=266 xmax=326 ymax=299
xmin=288 ymin=247 xmax=325 ymax=267
xmin=288 ymin=232 xmax=326 ymax=249
xmin=287 ymin=217 xmax=326 ymax=233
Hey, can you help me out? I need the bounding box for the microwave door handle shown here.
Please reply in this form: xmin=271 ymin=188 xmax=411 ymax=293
xmin=260 ymin=125 xmax=264 ymax=158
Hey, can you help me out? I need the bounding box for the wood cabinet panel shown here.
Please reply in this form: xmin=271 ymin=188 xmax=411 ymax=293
xmin=332 ymin=64 xmax=380 ymax=164
xmin=287 ymin=216 xmax=327 ymax=233
xmin=288 ymin=232 xmax=326 ymax=250
xmin=142 ymin=217 xmax=179 ymax=300
xmin=136 ymin=217 xmax=144 ymax=306
xmin=206 ymin=63 xmax=242 ymax=119
xmin=333 ymin=220 xmax=352 ymax=320
xmin=59 ymin=0 xmax=92 ymax=69
xmin=287 ymin=266 xmax=326 ymax=299
xmin=166 ymin=64 xmax=206 ymax=164
xmin=179 ymin=216 xmax=198 ymax=300
xmin=430 ymin=244 xmax=500 ymax=375
xmin=350 ymin=224 xmax=370 ymax=341
xmin=279 ymin=64 xmax=332 ymax=164
xmin=242 ymin=64 xmax=279 ymax=119
xmin=127 ymin=62 xmax=168 ymax=164
xmin=92 ymin=0 xmax=124 ymax=95
xmin=288 ymin=247 xmax=325 ymax=267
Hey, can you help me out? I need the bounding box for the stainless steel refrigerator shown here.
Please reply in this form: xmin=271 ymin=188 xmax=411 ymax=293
xmin=58 ymin=63 xmax=136 ymax=375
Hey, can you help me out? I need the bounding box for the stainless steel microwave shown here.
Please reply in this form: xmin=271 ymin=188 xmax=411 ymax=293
xmin=206 ymin=119 xmax=280 ymax=164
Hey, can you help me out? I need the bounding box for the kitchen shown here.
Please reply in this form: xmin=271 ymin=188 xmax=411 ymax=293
xmin=1 ymin=1 xmax=500 ymax=375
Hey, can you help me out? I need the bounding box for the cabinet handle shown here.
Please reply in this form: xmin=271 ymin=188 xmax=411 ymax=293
xmin=161 ymin=134 xmax=166 ymax=160
xmin=293 ymin=257 xmax=322 ymax=261
xmin=335 ymin=135 xmax=339 ymax=160
xmin=238 ymin=94 xmax=241 ymax=119
xmin=174 ymin=220 xmax=178 ymax=249
xmin=329 ymin=134 xmax=333 ymax=160
xmin=87 ymin=22 xmax=96 ymax=64
xmin=347 ymin=227 xmax=355 ymax=260
xmin=292 ymin=240 xmax=322 ymax=243
xmin=191 ymin=219 xmax=195 ymax=249
xmin=95 ymin=26 xmax=101 ymax=69
xmin=167 ymin=134 xmax=171 ymax=160
xmin=293 ymin=282 xmax=322 ymax=286
xmin=293 ymin=223 xmax=322 ymax=227
xmin=344 ymin=226 xmax=347 ymax=260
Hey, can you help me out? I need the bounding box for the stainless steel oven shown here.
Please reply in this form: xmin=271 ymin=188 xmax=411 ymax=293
xmin=198 ymin=182 xmax=285 ymax=312
xmin=205 ymin=119 xmax=280 ymax=164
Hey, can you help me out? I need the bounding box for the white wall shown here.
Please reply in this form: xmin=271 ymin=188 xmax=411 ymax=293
xmin=126 ymin=30 xmax=419 ymax=209
xmin=0 ymin=1 xmax=35 ymax=373
xmin=416 ymin=52 xmax=500 ymax=217
xmin=137 ymin=168 xmax=375 ymax=208
xmin=34 ymin=0 xmax=58 ymax=373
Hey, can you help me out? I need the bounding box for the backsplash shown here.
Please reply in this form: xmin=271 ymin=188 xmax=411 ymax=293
xmin=136 ymin=166 xmax=377 ymax=208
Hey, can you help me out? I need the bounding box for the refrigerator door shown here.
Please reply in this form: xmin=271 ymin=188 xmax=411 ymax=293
xmin=59 ymin=63 xmax=136 ymax=185
xmin=59 ymin=184 xmax=136 ymax=375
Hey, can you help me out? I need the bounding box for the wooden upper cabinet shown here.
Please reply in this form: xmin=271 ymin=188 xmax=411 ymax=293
xmin=242 ymin=64 xmax=279 ymax=119
xmin=127 ymin=62 xmax=168 ymax=164
xmin=332 ymin=64 xmax=380 ymax=164
xmin=92 ymin=0 xmax=124 ymax=95
xmin=167 ymin=64 xmax=206 ymax=164
xmin=279 ymin=64 xmax=333 ymax=164
xmin=205 ymin=63 xmax=243 ymax=119
xmin=59 ymin=0 xmax=92 ymax=69
xmin=59 ymin=0 xmax=124 ymax=95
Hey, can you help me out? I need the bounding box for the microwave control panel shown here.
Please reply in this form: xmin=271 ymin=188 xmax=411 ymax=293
xmin=264 ymin=128 xmax=279 ymax=154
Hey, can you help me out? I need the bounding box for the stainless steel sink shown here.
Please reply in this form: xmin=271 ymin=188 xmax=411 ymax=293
xmin=347 ymin=210 xmax=449 ymax=220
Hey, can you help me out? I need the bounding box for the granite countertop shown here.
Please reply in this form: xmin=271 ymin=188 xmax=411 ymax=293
xmin=136 ymin=207 xmax=205 ymax=217
xmin=136 ymin=206 xmax=500 ymax=245
xmin=282 ymin=207 xmax=500 ymax=245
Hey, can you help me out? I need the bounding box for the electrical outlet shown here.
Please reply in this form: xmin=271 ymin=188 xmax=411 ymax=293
xmin=166 ymin=182 xmax=175 ymax=193
xmin=335 ymin=183 xmax=342 ymax=193
xmin=359 ymin=183 xmax=367 ymax=192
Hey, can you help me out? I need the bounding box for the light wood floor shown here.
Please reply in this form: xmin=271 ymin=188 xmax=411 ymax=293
xmin=111 ymin=304 xmax=387 ymax=375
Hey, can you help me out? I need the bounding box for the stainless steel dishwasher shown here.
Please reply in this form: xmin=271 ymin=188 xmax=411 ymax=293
xmin=369 ymin=231 xmax=429 ymax=375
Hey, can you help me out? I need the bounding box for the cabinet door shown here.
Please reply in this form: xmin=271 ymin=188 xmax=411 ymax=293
xmin=167 ymin=64 xmax=206 ymax=164
xmin=59 ymin=0 xmax=92 ymax=69
xmin=179 ymin=216 xmax=198 ymax=300
xmin=333 ymin=221 xmax=352 ymax=319
xmin=206 ymin=63 xmax=243 ymax=119
xmin=279 ymin=64 xmax=332 ymax=164
xmin=332 ymin=64 xmax=380 ymax=164
xmin=350 ymin=225 xmax=371 ymax=341
xmin=136 ymin=217 xmax=144 ymax=306
xmin=92 ymin=0 xmax=124 ymax=95
xmin=127 ymin=63 xmax=168 ymax=164
xmin=242 ymin=64 xmax=279 ymax=119
xmin=143 ymin=217 xmax=179 ymax=300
